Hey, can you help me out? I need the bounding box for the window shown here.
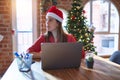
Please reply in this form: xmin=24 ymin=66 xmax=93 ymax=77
xmin=102 ymin=37 xmax=114 ymax=48
xmin=16 ymin=0 xmax=33 ymax=53
xmin=84 ymin=0 xmax=119 ymax=55
xmin=12 ymin=0 xmax=37 ymax=53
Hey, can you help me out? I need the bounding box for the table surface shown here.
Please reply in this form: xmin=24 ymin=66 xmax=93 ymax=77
xmin=1 ymin=55 xmax=120 ymax=80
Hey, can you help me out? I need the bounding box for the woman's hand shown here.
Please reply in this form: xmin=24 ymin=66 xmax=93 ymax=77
xmin=30 ymin=52 xmax=41 ymax=61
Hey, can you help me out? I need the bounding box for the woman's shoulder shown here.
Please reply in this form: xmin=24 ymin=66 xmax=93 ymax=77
xmin=36 ymin=34 xmax=46 ymax=42
xmin=66 ymin=33 xmax=74 ymax=38
xmin=66 ymin=33 xmax=76 ymax=42
xmin=38 ymin=34 xmax=45 ymax=39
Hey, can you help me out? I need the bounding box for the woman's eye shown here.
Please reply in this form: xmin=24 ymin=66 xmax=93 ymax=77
xmin=49 ymin=18 xmax=53 ymax=21
xmin=46 ymin=18 xmax=54 ymax=22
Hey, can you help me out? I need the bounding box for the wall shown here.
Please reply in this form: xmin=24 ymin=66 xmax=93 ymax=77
xmin=0 ymin=0 xmax=13 ymax=75
xmin=0 ymin=0 xmax=120 ymax=76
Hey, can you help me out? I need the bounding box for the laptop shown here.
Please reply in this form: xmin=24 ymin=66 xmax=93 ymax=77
xmin=41 ymin=42 xmax=83 ymax=70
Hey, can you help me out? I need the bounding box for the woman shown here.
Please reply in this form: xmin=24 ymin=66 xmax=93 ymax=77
xmin=27 ymin=6 xmax=85 ymax=59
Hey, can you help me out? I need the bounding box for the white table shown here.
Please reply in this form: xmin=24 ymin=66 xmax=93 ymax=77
xmin=1 ymin=59 xmax=55 ymax=80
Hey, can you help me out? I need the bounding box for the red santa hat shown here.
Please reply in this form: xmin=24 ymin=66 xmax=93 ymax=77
xmin=46 ymin=6 xmax=63 ymax=22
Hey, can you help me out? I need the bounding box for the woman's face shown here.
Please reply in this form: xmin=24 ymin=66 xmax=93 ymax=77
xmin=46 ymin=16 xmax=59 ymax=32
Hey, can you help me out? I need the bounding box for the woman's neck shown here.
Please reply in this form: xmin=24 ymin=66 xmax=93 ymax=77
xmin=51 ymin=29 xmax=58 ymax=42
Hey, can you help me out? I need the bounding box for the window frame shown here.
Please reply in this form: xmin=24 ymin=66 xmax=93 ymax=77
xmin=84 ymin=0 xmax=120 ymax=56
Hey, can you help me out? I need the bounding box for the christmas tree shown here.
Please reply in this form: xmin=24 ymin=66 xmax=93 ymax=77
xmin=66 ymin=0 xmax=97 ymax=55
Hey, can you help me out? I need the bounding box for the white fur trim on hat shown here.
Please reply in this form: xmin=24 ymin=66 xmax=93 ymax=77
xmin=46 ymin=12 xmax=63 ymax=22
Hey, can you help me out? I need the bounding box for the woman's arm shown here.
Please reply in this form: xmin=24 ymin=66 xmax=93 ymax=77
xmin=27 ymin=35 xmax=45 ymax=53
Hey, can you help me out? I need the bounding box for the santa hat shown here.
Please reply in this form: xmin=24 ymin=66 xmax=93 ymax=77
xmin=46 ymin=6 xmax=63 ymax=22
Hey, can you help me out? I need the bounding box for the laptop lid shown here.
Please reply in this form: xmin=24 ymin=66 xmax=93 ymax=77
xmin=41 ymin=42 xmax=82 ymax=70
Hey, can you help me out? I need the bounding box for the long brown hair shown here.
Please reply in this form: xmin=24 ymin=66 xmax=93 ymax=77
xmin=44 ymin=20 xmax=67 ymax=42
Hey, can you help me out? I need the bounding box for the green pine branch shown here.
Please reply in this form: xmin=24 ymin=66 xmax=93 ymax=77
xmin=66 ymin=0 xmax=97 ymax=55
